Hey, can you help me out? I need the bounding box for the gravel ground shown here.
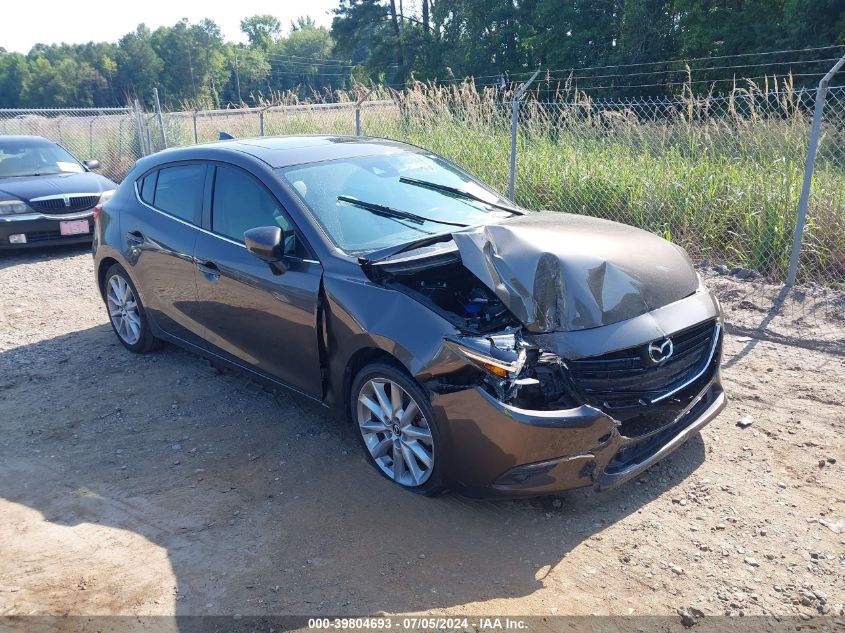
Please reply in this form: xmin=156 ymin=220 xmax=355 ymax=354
xmin=0 ymin=244 xmax=843 ymax=620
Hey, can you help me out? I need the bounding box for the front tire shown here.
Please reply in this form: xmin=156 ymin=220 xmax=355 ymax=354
xmin=351 ymin=362 xmax=445 ymax=496
xmin=103 ymin=263 xmax=158 ymax=353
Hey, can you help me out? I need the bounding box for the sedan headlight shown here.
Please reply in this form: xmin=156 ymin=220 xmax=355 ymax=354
xmin=99 ymin=189 xmax=116 ymax=204
xmin=446 ymin=333 xmax=526 ymax=379
xmin=0 ymin=199 xmax=33 ymax=215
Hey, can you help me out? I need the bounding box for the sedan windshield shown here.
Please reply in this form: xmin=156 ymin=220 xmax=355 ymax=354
xmin=278 ymin=153 xmax=516 ymax=253
xmin=0 ymin=141 xmax=84 ymax=178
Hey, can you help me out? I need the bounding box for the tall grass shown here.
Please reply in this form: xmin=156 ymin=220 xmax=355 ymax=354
xmin=6 ymin=78 xmax=841 ymax=285
xmin=365 ymin=79 xmax=845 ymax=284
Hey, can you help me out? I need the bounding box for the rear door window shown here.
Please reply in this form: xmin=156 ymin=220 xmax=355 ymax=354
xmin=147 ymin=164 xmax=206 ymax=224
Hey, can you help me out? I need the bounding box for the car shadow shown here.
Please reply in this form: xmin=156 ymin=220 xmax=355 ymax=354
xmin=0 ymin=242 xmax=91 ymax=270
xmin=0 ymin=324 xmax=707 ymax=620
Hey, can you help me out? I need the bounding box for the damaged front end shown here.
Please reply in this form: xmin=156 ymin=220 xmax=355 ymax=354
xmin=429 ymin=309 xmax=726 ymax=496
xmin=359 ymin=213 xmax=726 ymax=495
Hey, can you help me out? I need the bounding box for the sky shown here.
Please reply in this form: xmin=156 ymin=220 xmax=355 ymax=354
xmin=0 ymin=0 xmax=339 ymax=53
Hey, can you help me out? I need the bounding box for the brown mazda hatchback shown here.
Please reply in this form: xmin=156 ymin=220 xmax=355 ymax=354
xmin=93 ymin=136 xmax=726 ymax=497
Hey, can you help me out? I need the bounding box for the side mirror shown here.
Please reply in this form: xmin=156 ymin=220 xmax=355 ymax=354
xmin=244 ymin=226 xmax=288 ymax=274
xmin=84 ymin=159 xmax=101 ymax=171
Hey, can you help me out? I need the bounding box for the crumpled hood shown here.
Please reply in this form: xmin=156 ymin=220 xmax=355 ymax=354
xmin=452 ymin=212 xmax=699 ymax=333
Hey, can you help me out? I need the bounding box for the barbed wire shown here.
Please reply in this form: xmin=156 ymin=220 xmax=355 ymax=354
xmin=545 ymin=44 xmax=845 ymax=75
xmin=564 ymin=57 xmax=841 ymax=82
xmin=390 ymin=44 xmax=845 ymax=87
xmin=263 ymin=54 xmax=357 ymax=70
xmin=561 ymin=72 xmax=831 ymax=92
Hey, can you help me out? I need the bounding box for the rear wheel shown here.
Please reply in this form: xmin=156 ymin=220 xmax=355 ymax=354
xmin=104 ymin=263 xmax=158 ymax=353
xmin=351 ymin=362 xmax=445 ymax=496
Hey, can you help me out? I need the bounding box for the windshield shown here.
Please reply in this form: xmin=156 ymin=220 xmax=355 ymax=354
xmin=0 ymin=141 xmax=84 ymax=178
xmin=278 ymin=152 xmax=515 ymax=253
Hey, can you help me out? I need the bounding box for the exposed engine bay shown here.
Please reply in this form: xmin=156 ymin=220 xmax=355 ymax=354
xmin=386 ymin=261 xmax=515 ymax=334
xmin=365 ymin=256 xmax=583 ymax=411
xmin=364 ymin=239 xmax=720 ymax=441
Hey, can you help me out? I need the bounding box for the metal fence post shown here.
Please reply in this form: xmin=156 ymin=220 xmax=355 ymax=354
xmin=508 ymin=69 xmax=541 ymax=202
xmin=192 ymin=111 xmax=199 ymax=144
xmin=146 ymin=119 xmax=153 ymax=156
xmin=88 ymin=118 xmax=95 ymax=158
xmin=133 ymin=100 xmax=146 ymax=157
xmin=355 ymin=88 xmax=374 ymax=138
xmin=153 ymin=87 xmax=167 ymax=149
xmin=118 ymin=117 xmax=125 ymax=160
xmin=259 ymin=107 xmax=267 ymax=136
xmin=355 ymin=104 xmax=361 ymax=136
xmin=786 ymin=52 xmax=845 ymax=286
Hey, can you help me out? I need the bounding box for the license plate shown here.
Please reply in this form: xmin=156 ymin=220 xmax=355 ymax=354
xmin=59 ymin=219 xmax=90 ymax=236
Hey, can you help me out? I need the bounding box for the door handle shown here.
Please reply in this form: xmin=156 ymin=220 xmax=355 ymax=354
xmin=196 ymin=260 xmax=220 ymax=280
xmin=126 ymin=230 xmax=144 ymax=246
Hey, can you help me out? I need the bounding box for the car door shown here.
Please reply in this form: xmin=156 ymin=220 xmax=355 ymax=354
xmin=192 ymin=164 xmax=324 ymax=398
xmin=124 ymin=162 xmax=208 ymax=345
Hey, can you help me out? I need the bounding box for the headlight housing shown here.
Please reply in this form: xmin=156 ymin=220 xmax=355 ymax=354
xmin=0 ymin=199 xmax=33 ymax=215
xmin=446 ymin=332 xmax=526 ymax=379
xmin=99 ymin=189 xmax=116 ymax=204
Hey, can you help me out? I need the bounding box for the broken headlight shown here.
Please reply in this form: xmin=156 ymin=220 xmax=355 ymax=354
xmin=445 ymin=332 xmax=526 ymax=379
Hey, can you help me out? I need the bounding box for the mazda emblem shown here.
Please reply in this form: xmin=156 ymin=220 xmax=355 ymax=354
xmin=647 ymin=337 xmax=674 ymax=364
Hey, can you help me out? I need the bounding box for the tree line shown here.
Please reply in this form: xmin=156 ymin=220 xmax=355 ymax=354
xmin=1 ymin=0 xmax=844 ymax=109
xmin=0 ymin=16 xmax=342 ymax=109
xmin=334 ymin=0 xmax=845 ymax=95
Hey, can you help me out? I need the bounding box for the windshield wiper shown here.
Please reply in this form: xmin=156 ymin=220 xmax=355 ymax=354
xmin=337 ymin=195 xmax=470 ymax=228
xmin=7 ymin=171 xmax=63 ymax=177
xmin=360 ymin=232 xmax=458 ymax=265
xmin=398 ymin=177 xmax=524 ymax=214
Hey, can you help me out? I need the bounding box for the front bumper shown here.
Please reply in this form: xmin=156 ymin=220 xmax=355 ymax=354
xmin=431 ymin=373 xmax=725 ymax=497
xmin=0 ymin=211 xmax=94 ymax=249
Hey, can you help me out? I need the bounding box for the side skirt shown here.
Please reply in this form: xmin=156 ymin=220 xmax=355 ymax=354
xmin=150 ymin=326 xmax=332 ymax=411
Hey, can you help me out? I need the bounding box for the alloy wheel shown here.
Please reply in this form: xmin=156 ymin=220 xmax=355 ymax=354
xmin=106 ymin=274 xmax=142 ymax=346
xmin=356 ymin=378 xmax=435 ymax=486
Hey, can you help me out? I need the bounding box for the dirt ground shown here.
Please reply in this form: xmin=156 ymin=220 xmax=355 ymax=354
xmin=0 ymin=244 xmax=843 ymax=621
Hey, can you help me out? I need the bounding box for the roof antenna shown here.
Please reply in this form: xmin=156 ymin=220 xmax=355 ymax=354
xmin=219 ymin=131 xmax=234 ymax=140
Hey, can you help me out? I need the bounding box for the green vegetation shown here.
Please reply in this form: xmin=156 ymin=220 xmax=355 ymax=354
xmin=1 ymin=75 xmax=841 ymax=283
xmin=357 ymin=82 xmax=844 ymax=282
xmin=1 ymin=1 xmax=842 ymax=283
xmin=0 ymin=17 xmax=340 ymax=109
xmin=1 ymin=2 xmax=844 ymax=108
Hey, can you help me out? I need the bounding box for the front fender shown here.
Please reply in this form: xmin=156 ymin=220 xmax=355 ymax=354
xmin=321 ymin=273 xmax=472 ymax=408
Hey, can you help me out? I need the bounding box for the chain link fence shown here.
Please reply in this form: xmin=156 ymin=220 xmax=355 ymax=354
xmin=796 ymin=82 xmax=845 ymax=286
xmin=141 ymin=102 xmax=394 ymax=154
xmin=0 ymin=107 xmax=142 ymax=182
xmin=357 ymin=81 xmax=845 ymax=353
xmin=504 ymin=88 xmax=845 ymax=353
xmin=2 ymin=68 xmax=843 ymax=353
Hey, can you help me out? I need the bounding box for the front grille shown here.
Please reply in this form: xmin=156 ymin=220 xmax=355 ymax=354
xmin=30 ymin=195 xmax=100 ymax=214
xmin=565 ymin=319 xmax=720 ymax=437
xmin=603 ymin=384 xmax=721 ymax=475
xmin=25 ymin=230 xmax=62 ymax=243
xmin=567 ymin=319 xmax=717 ymax=409
xmin=17 ymin=225 xmax=91 ymax=243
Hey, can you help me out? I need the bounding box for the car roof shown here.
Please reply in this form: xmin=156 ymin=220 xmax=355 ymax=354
xmin=138 ymin=135 xmax=426 ymax=170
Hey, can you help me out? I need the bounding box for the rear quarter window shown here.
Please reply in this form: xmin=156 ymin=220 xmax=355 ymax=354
xmin=139 ymin=171 xmax=157 ymax=205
